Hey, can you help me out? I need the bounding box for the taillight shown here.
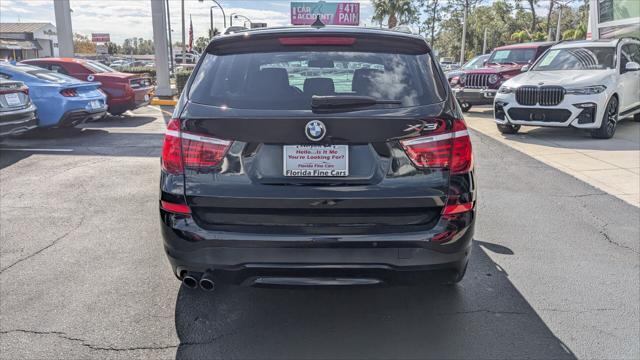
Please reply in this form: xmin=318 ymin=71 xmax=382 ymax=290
xmin=400 ymin=119 xmax=472 ymax=175
xmin=181 ymin=132 xmax=231 ymax=168
xmin=60 ymin=88 xmax=78 ymax=97
xmin=161 ymin=118 xmax=231 ymax=175
xmin=0 ymin=85 xmax=28 ymax=95
xmin=161 ymin=118 xmax=183 ymax=174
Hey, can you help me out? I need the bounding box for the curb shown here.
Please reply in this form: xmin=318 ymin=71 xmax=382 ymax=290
xmin=150 ymin=97 xmax=177 ymax=106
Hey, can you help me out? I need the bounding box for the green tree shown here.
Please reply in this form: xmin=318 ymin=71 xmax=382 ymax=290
xmin=562 ymin=29 xmax=576 ymax=40
xmin=510 ymin=30 xmax=530 ymax=43
xmin=194 ymin=36 xmax=210 ymax=52
xmin=371 ymin=0 xmax=418 ymax=28
xmin=419 ymin=0 xmax=445 ymax=45
xmin=105 ymin=42 xmax=120 ymax=55
xmin=73 ymin=33 xmax=95 ymax=54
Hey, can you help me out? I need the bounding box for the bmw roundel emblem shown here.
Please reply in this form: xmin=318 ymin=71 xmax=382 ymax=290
xmin=305 ymin=120 xmax=326 ymax=141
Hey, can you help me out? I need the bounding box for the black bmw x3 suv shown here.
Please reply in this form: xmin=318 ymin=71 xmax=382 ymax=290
xmin=160 ymin=26 xmax=476 ymax=290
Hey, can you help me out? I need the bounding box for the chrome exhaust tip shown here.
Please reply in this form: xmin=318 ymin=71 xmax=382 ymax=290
xmin=182 ymin=272 xmax=199 ymax=289
xmin=199 ymin=271 xmax=215 ymax=291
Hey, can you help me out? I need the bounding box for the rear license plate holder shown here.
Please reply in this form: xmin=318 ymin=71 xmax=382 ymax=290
xmin=283 ymin=145 xmax=349 ymax=177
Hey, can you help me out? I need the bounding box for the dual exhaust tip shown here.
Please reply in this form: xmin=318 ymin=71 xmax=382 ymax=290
xmin=182 ymin=271 xmax=215 ymax=291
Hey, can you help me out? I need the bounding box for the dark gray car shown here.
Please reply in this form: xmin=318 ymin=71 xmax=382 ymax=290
xmin=0 ymin=78 xmax=37 ymax=138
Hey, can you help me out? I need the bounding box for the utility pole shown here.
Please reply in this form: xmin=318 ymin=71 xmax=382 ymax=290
xmin=482 ymin=27 xmax=488 ymax=54
xmin=555 ymin=4 xmax=563 ymax=41
xmin=181 ymin=0 xmax=186 ymax=64
xmin=459 ymin=0 xmax=468 ymax=65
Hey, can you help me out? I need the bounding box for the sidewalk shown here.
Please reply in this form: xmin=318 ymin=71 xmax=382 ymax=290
xmin=464 ymin=107 xmax=640 ymax=207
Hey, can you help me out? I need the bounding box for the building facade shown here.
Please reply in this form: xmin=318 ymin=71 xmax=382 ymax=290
xmin=589 ymin=0 xmax=640 ymax=40
xmin=0 ymin=23 xmax=59 ymax=61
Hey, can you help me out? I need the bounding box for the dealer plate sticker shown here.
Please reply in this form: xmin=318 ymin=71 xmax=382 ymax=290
xmin=4 ymin=93 xmax=21 ymax=106
xmin=283 ymin=145 xmax=349 ymax=177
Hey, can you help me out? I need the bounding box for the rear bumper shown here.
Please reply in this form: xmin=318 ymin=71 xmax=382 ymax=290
xmin=452 ymin=87 xmax=497 ymax=105
xmin=161 ymin=210 xmax=475 ymax=286
xmin=108 ymin=88 xmax=152 ymax=114
xmin=58 ymin=108 xmax=107 ymax=127
xmin=0 ymin=104 xmax=38 ymax=137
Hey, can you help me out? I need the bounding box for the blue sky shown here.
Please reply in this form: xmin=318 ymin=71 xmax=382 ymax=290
xmin=1 ymin=0 xmax=376 ymax=43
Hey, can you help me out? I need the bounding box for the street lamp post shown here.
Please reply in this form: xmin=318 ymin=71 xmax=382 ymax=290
xmin=209 ymin=6 xmax=218 ymax=37
xmin=198 ymin=0 xmax=226 ymax=28
xmin=166 ymin=0 xmax=174 ymax=73
xmin=230 ymin=13 xmax=253 ymax=28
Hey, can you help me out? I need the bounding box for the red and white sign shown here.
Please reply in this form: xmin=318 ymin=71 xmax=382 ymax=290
xmin=91 ymin=33 xmax=110 ymax=43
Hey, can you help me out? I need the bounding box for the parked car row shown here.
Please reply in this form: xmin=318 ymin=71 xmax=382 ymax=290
xmin=0 ymin=58 xmax=154 ymax=138
xmin=448 ymin=38 xmax=640 ymax=139
xmin=22 ymin=58 xmax=153 ymax=115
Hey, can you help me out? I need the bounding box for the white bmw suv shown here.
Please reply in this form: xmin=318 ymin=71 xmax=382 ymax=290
xmin=494 ymin=38 xmax=640 ymax=139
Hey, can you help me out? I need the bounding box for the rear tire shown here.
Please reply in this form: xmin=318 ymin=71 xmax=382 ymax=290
xmin=460 ymin=102 xmax=472 ymax=113
xmin=497 ymin=123 xmax=520 ymax=134
xmin=591 ymin=96 xmax=618 ymax=139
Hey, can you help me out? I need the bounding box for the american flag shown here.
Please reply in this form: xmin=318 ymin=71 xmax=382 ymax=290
xmin=188 ymin=15 xmax=193 ymax=52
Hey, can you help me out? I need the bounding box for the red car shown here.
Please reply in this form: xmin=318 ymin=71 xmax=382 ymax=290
xmin=22 ymin=58 xmax=153 ymax=115
xmin=450 ymin=41 xmax=554 ymax=112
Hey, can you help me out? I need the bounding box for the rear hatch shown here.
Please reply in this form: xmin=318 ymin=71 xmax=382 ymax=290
xmin=165 ymin=31 xmax=469 ymax=234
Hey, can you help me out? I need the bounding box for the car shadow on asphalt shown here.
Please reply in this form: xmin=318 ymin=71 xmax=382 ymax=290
xmin=83 ymin=115 xmax=158 ymax=128
xmin=173 ymin=241 xmax=576 ymax=360
xmin=0 ymin=126 xmax=163 ymax=169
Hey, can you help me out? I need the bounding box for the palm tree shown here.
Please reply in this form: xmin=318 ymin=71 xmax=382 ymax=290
xmin=372 ymin=0 xmax=418 ymax=29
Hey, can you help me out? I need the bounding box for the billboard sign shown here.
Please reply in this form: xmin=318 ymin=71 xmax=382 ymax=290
xmin=291 ymin=2 xmax=359 ymax=26
xmin=91 ymin=33 xmax=110 ymax=43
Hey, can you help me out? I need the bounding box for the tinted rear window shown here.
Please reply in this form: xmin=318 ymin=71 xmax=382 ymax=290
xmin=189 ymin=51 xmax=445 ymax=110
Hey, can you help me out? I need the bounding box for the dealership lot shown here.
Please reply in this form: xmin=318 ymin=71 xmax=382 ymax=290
xmin=0 ymin=106 xmax=638 ymax=359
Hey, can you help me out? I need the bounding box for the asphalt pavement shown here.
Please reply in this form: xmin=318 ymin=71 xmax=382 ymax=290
xmin=0 ymin=106 xmax=638 ymax=359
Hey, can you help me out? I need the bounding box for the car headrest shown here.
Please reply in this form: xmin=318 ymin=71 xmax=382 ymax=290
xmin=249 ymin=68 xmax=291 ymax=95
xmin=303 ymin=77 xmax=335 ymax=96
xmin=352 ymin=68 xmax=384 ymax=95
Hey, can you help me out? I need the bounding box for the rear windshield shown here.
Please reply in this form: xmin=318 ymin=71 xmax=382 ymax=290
xmin=189 ymin=51 xmax=445 ymax=110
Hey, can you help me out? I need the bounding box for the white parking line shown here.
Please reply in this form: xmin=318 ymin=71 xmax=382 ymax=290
xmin=148 ymin=105 xmax=174 ymax=117
xmin=0 ymin=148 xmax=74 ymax=152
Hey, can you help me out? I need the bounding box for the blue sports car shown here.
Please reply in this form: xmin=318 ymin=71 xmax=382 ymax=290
xmin=0 ymin=63 xmax=107 ymax=128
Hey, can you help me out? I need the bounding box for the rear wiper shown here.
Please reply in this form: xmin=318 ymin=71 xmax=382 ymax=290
xmin=311 ymin=95 xmax=402 ymax=110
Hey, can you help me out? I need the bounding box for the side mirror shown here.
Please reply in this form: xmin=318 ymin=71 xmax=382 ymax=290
xmin=625 ymin=61 xmax=640 ymax=71
xmin=521 ymin=65 xmax=530 ymax=72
